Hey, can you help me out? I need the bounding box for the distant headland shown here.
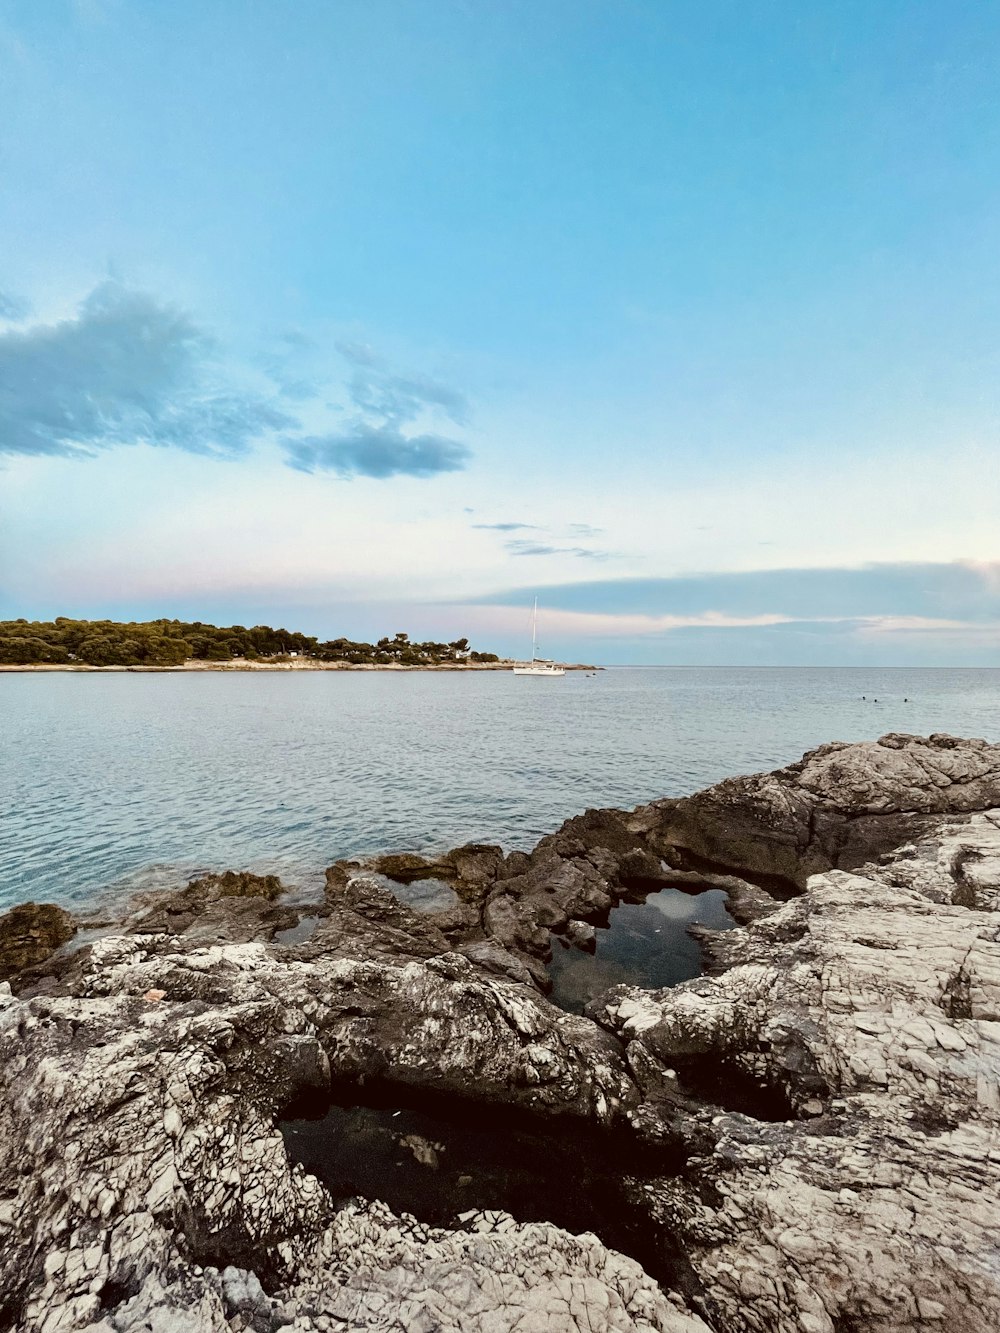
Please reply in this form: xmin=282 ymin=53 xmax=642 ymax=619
xmin=0 ymin=618 xmax=594 ymax=672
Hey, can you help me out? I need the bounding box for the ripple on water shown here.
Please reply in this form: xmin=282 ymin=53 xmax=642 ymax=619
xmin=2 ymin=667 xmax=998 ymax=910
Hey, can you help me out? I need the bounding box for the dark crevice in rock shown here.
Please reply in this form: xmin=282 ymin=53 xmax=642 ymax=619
xmin=669 ymin=1058 xmax=797 ymax=1122
xmin=97 ymin=1275 xmax=139 ymax=1311
xmin=278 ymin=1078 xmax=699 ymax=1297
xmin=658 ymin=847 xmax=804 ymax=900
xmin=176 ymin=1208 xmax=293 ymax=1295
xmin=0 ymin=1278 xmax=28 ymax=1333
xmin=950 ymin=848 xmax=984 ymax=909
xmin=905 ymin=1104 xmax=962 ymax=1137
xmin=941 ymin=938 xmax=978 ymax=1021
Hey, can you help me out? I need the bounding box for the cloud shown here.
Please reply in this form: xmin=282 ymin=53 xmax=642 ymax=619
xmin=284 ymin=423 xmax=471 ymax=479
xmin=472 ymin=521 xmax=539 ymax=532
xmin=257 ymin=330 xmax=323 ymax=402
xmin=338 ymin=341 xmax=469 ymax=428
xmin=482 ymin=561 xmax=1000 ymax=622
xmin=449 ymin=599 xmax=1000 ymax=658
xmin=466 ymin=562 xmax=1000 ymax=662
xmin=0 ymin=290 xmax=27 ymax=321
xmin=474 ymin=519 xmax=609 ymax=553
xmin=0 ymin=284 xmax=473 ymax=483
xmin=276 ymin=339 xmax=474 ymax=479
xmin=853 ymin=615 xmax=997 ymax=635
xmin=0 ymin=282 xmax=293 ymax=460
xmin=505 ymin=540 xmax=610 ymax=560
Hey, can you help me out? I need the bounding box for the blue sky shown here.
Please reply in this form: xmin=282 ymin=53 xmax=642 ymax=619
xmin=1 ymin=0 xmax=998 ymax=663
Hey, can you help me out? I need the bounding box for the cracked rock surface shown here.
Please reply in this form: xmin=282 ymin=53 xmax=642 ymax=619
xmin=2 ymin=734 xmax=1000 ymax=1332
xmin=596 ymin=809 xmax=1000 ymax=1332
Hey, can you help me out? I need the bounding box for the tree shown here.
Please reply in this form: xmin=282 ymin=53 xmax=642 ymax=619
xmin=77 ymin=635 xmax=122 ymax=665
xmin=0 ymin=617 xmax=501 ymax=667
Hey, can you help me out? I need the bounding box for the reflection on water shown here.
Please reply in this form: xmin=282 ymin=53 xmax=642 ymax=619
xmin=547 ymin=887 xmax=736 ymax=1014
xmin=274 ymin=914 xmax=322 ymax=945
xmin=3 ymin=667 xmax=998 ymax=910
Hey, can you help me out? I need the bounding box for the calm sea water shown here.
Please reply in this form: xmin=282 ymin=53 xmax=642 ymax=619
xmin=2 ymin=667 xmax=998 ymax=911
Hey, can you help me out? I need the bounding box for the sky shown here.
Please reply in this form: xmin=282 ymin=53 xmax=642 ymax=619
xmin=1 ymin=0 xmax=999 ymax=664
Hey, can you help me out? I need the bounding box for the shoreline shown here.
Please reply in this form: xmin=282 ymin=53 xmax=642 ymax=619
xmin=0 ymin=659 xmax=598 ymax=674
xmin=2 ymin=733 xmax=1000 ymax=1329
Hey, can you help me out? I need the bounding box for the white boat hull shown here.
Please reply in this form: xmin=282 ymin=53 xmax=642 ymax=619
xmin=512 ymin=664 xmax=566 ymax=676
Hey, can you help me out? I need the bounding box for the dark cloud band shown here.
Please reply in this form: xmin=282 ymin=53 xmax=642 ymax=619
xmin=284 ymin=425 xmax=471 ymax=478
xmin=482 ymin=562 xmax=1000 ymax=621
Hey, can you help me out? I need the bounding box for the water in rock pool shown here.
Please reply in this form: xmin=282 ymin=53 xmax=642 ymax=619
xmin=547 ymin=886 xmax=736 ymax=1015
xmin=279 ymin=1084 xmax=693 ymax=1292
xmin=4 ymin=666 xmax=998 ymax=910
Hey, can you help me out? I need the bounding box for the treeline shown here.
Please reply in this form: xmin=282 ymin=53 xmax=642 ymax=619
xmin=0 ymin=619 xmax=500 ymax=667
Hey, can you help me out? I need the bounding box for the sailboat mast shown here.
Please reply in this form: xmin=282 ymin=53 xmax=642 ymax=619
xmin=531 ymin=596 xmax=538 ymax=662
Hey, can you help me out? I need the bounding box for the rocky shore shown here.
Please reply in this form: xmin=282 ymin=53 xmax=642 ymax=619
xmin=2 ymin=733 xmax=1000 ymax=1332
xmin=0 ymin=660 xmax=597 ymax=674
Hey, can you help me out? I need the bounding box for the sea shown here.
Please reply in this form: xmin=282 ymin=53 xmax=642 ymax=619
xmin=2 ymin=666 xmax=999 ymax=913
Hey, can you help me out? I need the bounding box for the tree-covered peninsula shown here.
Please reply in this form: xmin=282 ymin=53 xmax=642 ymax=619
xmin=0 ymin=619 xmax=501 ymax=668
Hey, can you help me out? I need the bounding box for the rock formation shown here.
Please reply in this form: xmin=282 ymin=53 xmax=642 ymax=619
xmin=329 ymin=731 xmax=1000 ymax=973
xmin=647 ymin=730 xmax=1000 ymax=889
xmin=1 ymin=733 xmax=1000 ymax=1332
xmin=0 ymin=901 xmax=75 ymax=981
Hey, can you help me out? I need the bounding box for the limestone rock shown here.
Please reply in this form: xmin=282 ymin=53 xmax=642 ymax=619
xmin=0 ymin=901 xmax=75 ymax=981
xmin=593 ymin=809 xmax=1000 ymax=1331
xmin=122 ymin=869 xmax=287 ymax=939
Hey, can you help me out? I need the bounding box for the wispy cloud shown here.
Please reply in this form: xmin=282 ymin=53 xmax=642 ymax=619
xmin=284 ymin=424 xmax=471 ymax=479
xmin=474 ymin=517 xmax=611 ymax=556
xmin=338 ymin=341 xmax=470 ymax=428
xmin=258 ymin=330 xmax=323 ymax=402
xmin=855 ymin=615 xmax=998 ymax=635
xmin=0 ymin=290 xmax=26 ymax=321
xmin=0 ymin=282 xmax=293 ymax=460
xmin=505 ymin=539 xmax=610 ymax=560
xmin=472 ymin=521 xmax=539 ymax=532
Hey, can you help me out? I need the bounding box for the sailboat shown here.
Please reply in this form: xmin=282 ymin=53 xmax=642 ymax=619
xmin=512 ymin=598 xmax=566 ymax=676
